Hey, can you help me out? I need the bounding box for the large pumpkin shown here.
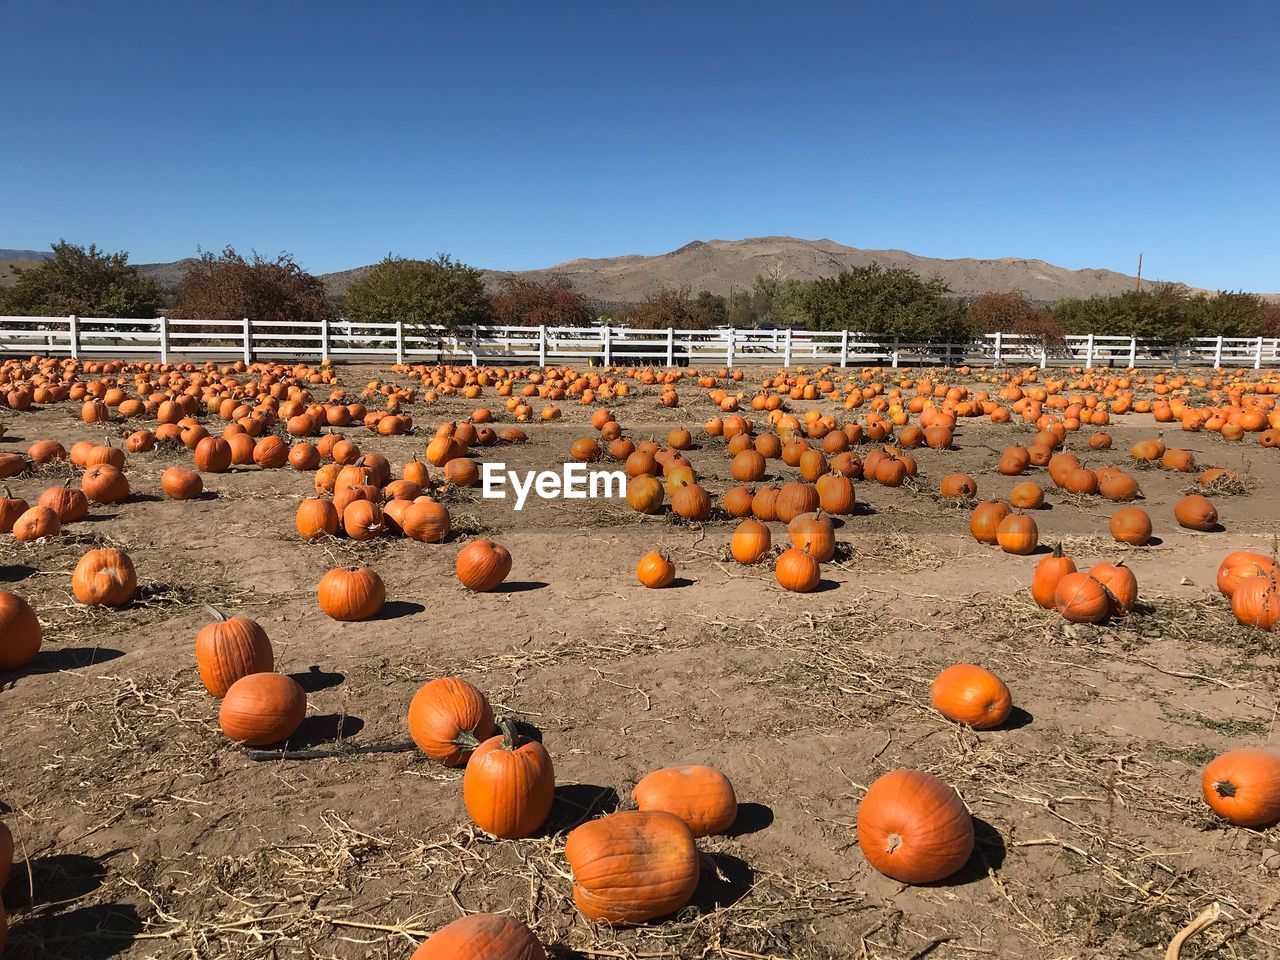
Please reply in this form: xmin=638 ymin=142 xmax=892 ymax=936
xmin=564 ymin=810 xmax=699 ymax=924
xmin=218 ymin=672 xmax=307 ymax=746
xmin=462 ymin=719 xmax=555 ymax=839
xmin=71 ymin=548 xmax=137 ymax=607
xmin=1088 ymin=561 xmax=1138 ymax=615
xmin=38 ymin=481 xmax=89 ymax=523
xmin=1053 ymin=572 xmax=1109 ymax=624
xmin=403 ymin=499 xmax=451 ymax=543
xmin=1174 ymin=494 xmax=1218 ymax=531
xmin=407 ymin=677 xmax=496 ymax=766
xmin=969 ymin=502 xmax=1011 ymax=545
xmin=0 ymin=591 xmax=42 ymax=670
xmin=788 ymin=511 xmax=836 ymax=562
xmin=1231 ymin=573 xmax=1280 ymax=630
xmin=1217 ymin=551 xmax=1275 ymax=598
xmin=1201 ymin=749 xmax=1280 ymax=826
xmin=11 ymin=505 xmax=60 ymax=542
xmin=456 ymin=539 xmax=512 ymax=592
xmin=411 ymin=914 xmax=545 ymax=960
xmin=161 ymin=466 xmax=204 ymax=500
xmin=195 ymin=609 xmax=274 ymax=697
xmin=995 ymin=513 xmax=1038 ymax=555
xmin=296 ymin=498 xmax=339 ymax=541
xmin=857 ymin=769 xmax=974 ymax=884
xmin=317 ymin=566 xmax=385 ymax=621
xmin=633 ymin=765 xmax=738 ymax=837
xmin=930 ymin=664 xmax=1012 ymax=730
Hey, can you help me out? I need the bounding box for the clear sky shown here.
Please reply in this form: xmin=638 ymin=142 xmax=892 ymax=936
xmin=5 ymin=1 xmax=1278 ymax=290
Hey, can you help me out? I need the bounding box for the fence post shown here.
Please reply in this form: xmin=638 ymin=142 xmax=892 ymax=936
xmin=395 ymin=320 xmax=405 ymax=364
xmin=1256 ymin=336 xmax=1265 ymax=370
xmin=1084 ymin=333 xmax=1095 ymax=369
xmin=242 ymin=318 xmax=253 ymax=364
xmin=1171 ymin=342 xmax=1180 ymax=369
xmin=321 ymin=317 xmax=330 ymax=362
xmin=602 ymin=323 xmax=612 ymax=367
xmin=993 ymin=331 xmax=1003 ymax=366
xmin=666 ymin=327 xmax=674 ymax=367
xmin=725 ymin=327 xmax=734 ymax=367
xmin=159 ymin=316 xmax=169 ymax=364
xmin=891 ymin=336 xmax=900 ymax=368
xmin=1128 ymin=337 xmax=1137 ymax=368
xmin=469 ymin=324 xmax=478 ymax=365
xmin=1039 ymin=339 xmax=1047 ymax=370
xmin=68 ymin=315 xmax=80 ymax=359
xmin=538 ymin=324 xmax=547 ymax=367
xmin=784 ymin=327 xmax=793 ymax=368
xmin=840 ymin=329 xmax=849 ymax=368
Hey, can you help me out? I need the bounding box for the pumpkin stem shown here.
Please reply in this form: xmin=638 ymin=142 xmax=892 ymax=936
xmin=1051 ymin=543 xmax=1065 ymax=558
xmin=885 ymin=832 xmax=903 ymax=854
xmin=202 ymin=603 xmax=229 ymax=622
xmin=1212 ymin=778 xmax=1237 ymax=799
xmin=451 ymin=729 xmax=482 ymax=750
xmin=497 ymin=717 xmax=521 ymax=751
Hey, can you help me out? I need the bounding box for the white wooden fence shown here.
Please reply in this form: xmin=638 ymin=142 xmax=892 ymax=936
xmin=0 ymin=315 xmax=1276 ymax=369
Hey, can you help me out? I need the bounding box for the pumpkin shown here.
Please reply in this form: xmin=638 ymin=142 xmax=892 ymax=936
xmin=1031 ymin=544 xmax=1076 ymax=609
xmin=816 ymin=471 xmax=855 ymax=514
xmin=410 ymin=914 xmax=546 ymax=960
xmin=969 ymin=501 xmax=1011 ymax=545
xmin=1109 ymin=507 xmax=1152 ymax=545
xmin=403 ymin=499 xmax=451 ymax=543
xmin=636 ymin=551 xmax=676 ymax=588
xmin=194 ymin=436 xmax=233 ymax=472
xmin=161 ymin=466 xmax=204 ymax=500
xmin=788 ymin=510 xmax=836 ymax=562
xmin=196 ymin=608 xmax=273 ymax=697
xmin=218 ymin=672 xmax=307 ymax=745
xmin=317 ymin=565 xmax=385 ymax=621
xmin=1097 ymin=468 xmax=1140 ymax=502
xmin=1174 ymin=494 xmax=1218 ymax=531
xmin=1231 ymin=572 xmax=1280 ymax=630
xmin=1216 ymin=551 xmax=1275 ymax=598
xmin=38 ymin=481 xmax=89 ymax=522
xmin=463 ymin=718 xmax=555 ymax=839
xmin=71 ymin=548 xmax=137 ymax=607
xmin=0 ymin=591 xmax=42 ymax=670
xmin=342 ymin=499 xmax=385 ymax=541
xmin=722 ymin=484 xmax=755 ymax=518
xmin=11 ymin=504 xmax=60 ymax=542
xmin=856 ymin=769 xmax=974 ymax=884
xmin=252 ymin=435 xmax=290 ymax=469
xmin=930 ymin=663 xmax=1012 ymax=730
xmin=1008 ymin=481 xmax=1044 ymax=509
xmin=633 ymin=765 xmax=737 ymax=837
xmin=408 ymin=677 xmax=496 ymax=766
xmin=626 ymin=475 xmax=665 ymax=514
xmin=296 ymin=498 xmax=339 ymax=540
xmin=81 ymin=463 xmax=130 ymax=504
xmin=1201 ymin=748 xmax=1280 ymax=826
xmin=1088 ymin=561 xmax=1138 ymax=615
xmin=669 ymin=481 xmax=712 ymax=521
xmin=456 ymin=539 xmax=512 ymax=591
xmin=730 ymin=518 xmax=772 ymax=564
xmin=444 ymin=456 xmax=480 ymax=486
xmin=731 ymin=449 xmax=767 ymax=482
xmin=0 ymin=487 xmax=28 ymax=533
xmin=565 ymin=810 xmax=699 ymax=924
xmin=1054 ymin=572 xmax=1109 ymax=623
xmin=939 ymin=473 xmax=977 ymax=499
xmin=775 ymin=481 xmax=820 ymax=523
xmin=26 ymin=439 xmax=67 ymax=465
xmin=775 ymin=546 xmax=820 ymax=593
xmin=751 ymin=486 xmax=781 ymax=521
xmin=995 ymin=513 xmax=1038 ymax=555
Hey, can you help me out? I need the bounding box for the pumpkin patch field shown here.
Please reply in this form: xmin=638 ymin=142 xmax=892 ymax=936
xmin=1 ymin=356 xmax=1279 ymax=959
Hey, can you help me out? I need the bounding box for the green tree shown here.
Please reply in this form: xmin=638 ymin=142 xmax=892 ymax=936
xmin=690 ymin=290 xmax=727 ymax=329
xmin=800 ymin=264 xmax=972 ymax=340
xmin=0 ymin=241 xmax=158 ymax=318
xmin=345 ymin=254 xmax=493 ymax=334
xmin=176 ymin=247 xmax=332 ymax=323
xmin=1051 ymin=285 xmax=1268 ymax=342
xmin=727 ymin=275 xmax=810 ymax=328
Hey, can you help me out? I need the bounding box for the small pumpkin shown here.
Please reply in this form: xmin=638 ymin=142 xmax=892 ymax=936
xmin=296 ymin=498 xmax=339 ymax=540
xmin=219 ymin=672 xmax=307 ymax=745
xmin=1174 ymin=494 xmax=1218 ymax=531
xmin=317 ymin=565 xmax=385 ymax=621
xmin=939 ymin=473 xmax=977 ymax=499
xmin=1109 ymin=507 xmax=1152 ymax=546
xmin=730 ymin=518 xmax=771 ymax=564
xmin=0 ymin=487 xmax=28 ymax=533
xmin=456 ymin=539 xmax=512 ymax=591
xmin=11 ymin=504 xmax=60 ymax=542
xmin=636 ymin=550 xmax=676 ymax=588
xmin=633 ymin=765 xmax=737 ymax=837
xmin=81 ymin=463 xmax=130 ymax=504
xmin=564 ymin=809 xmax=699 ymax=924
xmin=161 ymin=466 xmax=204 ymax=500
xmin=195 ymin=608 xmax=274 ymax=697
xmin=669 ymin=481 xmax=712 ymax=521
xmin=462 ymin=718 xmax=555 ymax=839
xmin=403 ymin=498 xmax=451 ymax=543
xmin=1217 ymin=551 xmax=1275 ymax=598
xmin=1231 ymin=572 xmax=1280 ymax=630
xmin=1088 ymin=561 xmax=1138 ymax=615
xmin=38 ymin=481 xmax=89 ymax=523
xmin=1201 ymin=748 xmax=1280 ymax=826
xmin=1008 ymin=481 xmax=1044 ymax=510
xmin=342 ymin=499 xmax=385 ymax=541
xmin=1053 ymin=572 xmax=1109 ymax=623
xmin=930 ymin=663 xmax=1012 ymax=730
xmin=969 ymin=501 xmax=1011 ymax=545
xmin=407 ymin=676 xmax=496 ymax=766
xmin=775 ymin=546 xmax=820 ymax=593
xmin=995 ymin=513 xmax=1038 ymax=555
xmin=410 ymin=914 xmax=546 ymax=960
xmin=788 ymin=510 xmax=836 ymax=562
xmin=0 ymin=590 xmax=42 ymax=670
xmin=71 ymin=548 xmax=137 ymax=607
xmin=1031 ymin=544 xmax=1076 ymax=609
xmin=775 ymin=481 xmax=820 ymax=523
xmin=857 ymin=769 xmax=974 ymax=884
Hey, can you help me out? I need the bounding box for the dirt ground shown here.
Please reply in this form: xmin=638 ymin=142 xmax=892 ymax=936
xmin=1 ymin=361 xmax=1278 ymax=960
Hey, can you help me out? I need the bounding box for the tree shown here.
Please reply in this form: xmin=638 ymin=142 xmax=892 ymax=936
xmin=618 ymin=287 xmax=725 ymax=330
xmin=800 ymin=264 xmax=972 ymax=340
xmin=1051 ymin=285 xmax=1269 ymax=342
xmin=728 ymin=275 xmax=809 ymax=328
xmin=690 ymin=290 xmax=727 ymax=329
xmin=969 ymin=291 xmax=1064 ymax=343
xmin=490 ymin=275 xmax=593 ymax=327
xmin=0 ymin=241 xmax=158 ymax=318
xmin=345 ymin=254 xmax=493 ymax=334
xmin=177 ymin=247 xmax=332 ymax=323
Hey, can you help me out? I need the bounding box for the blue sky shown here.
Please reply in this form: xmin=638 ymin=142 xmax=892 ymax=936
xmin=5 ymin=1 xmax=1278 ymax=290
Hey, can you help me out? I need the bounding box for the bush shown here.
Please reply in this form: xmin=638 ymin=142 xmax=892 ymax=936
xmin=177 ymin=248 xmax=332 ymax=324
xmin=0 ymin=241 xmax=158 ymax=318
xmin=1052 ymin=285 xmax=1271 ymax=342
xmin=801 ymin=265 xmax=973 ymax=340
xmin=490 ymin=275 xmax=593 ymax=327
xmin=969 ymin=291 xmax=1065 ymax=344
xmin=345 ymin=255 xmax=493 ymax=335
xmin=617 ymin=288 xmax=726 ymax=331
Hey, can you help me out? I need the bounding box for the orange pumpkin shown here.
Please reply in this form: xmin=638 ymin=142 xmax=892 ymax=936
xmin=71 ymin=548 xmax=137 ymax=607
xmin=161 ymin=466 xmax=204 ymax=500
xmin=0 ymin=590 xmax=42 ymax=670
xmin=296 ymin=498 xmax=339 ymax=541
xmin=636 ymin=550 xmax=675 ymax=588
xmin=633 ymin=765 xmax=738 ymax=837
xmin=317 ymin=566 xmax=385 ymax=621
xmin=1174 ymin=494 xmax=1219 ymax=531
xmin=995 ymin=513 xmax=1038 ymax=555
xmin=195 ymin=610 xmax=273 ymax=697
xmin=403 ymin=499 xmax=451 ymax=543
xmin=218 ymin=672 xmax=307 ymax=746
xmin=1053 ymin=572 xmax=1109 ymax=623
xmin=407 ymin=677 xmax=496 ymax=766
xmin=1201 ymin=749 xmax=1280 ymax=826
xmin=1231 ymin=572 xmax=1280 ymax=630
xmin=775 ymin=546 xmax=820 ymax=593
xmin=730 ymin=518 xmax=772 ymax=564
xmin=1109 ymin=507 xmax=1152 ymax=546
xmin=456 ymin=539 xmax=512 ymax=591
xmin=857 ymin=769 xmax=974 ymax=884
xmin=1216 ymin=551 xmax=1275 ymax=598
xmin=1031 ymin=544 xmax=1076 ymax=609
xmin=11 ymin=505 xmax=60 ymax=542
xmin=930 ymin=664 xmax=1012 ymax=730
xmin=1088 ymin=561 xmax=1138 ymax=615
xmin=969 ymin=501 xmax=1011 ymax=544
xmin=410 ymin=914 xmax=546 ymax=960
xmin=462 ymin=719 xmax=555 ymax=839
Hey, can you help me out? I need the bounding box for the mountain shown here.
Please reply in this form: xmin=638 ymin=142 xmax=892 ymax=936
xmin=0 ymin=249 xmax=52 ymax=261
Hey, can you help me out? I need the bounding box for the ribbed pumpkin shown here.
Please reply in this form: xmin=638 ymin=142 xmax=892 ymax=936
xmin=969 ymin=501 xmax=1011 ymax=545
xmin=1109 ymin=507 xmax=1152 ymax=545
xmin=252 ymin=435 xmax=290 ymax=469
xmin=930 ymin=664 xmax=1012 ymax=730
xmin=463 ymin=719 xmax=555 ymax=839
xmin=730 ymin=518 xmax=772 ymax=564
xmin=403 ymin=499 xmax=451 ymax=543
xmin=721 ymin=484 xmax=755 ymax=518
xmin=81 ymin=463 xmax=130 ymax=504
xmin=71 ymin=548 xmax=137 ymax=607
xmin=1031 ymin=545 xmax=1076 ymax=609
xmin=1053 ymin=572 xmax=1109 ymax=623
xmin=296 ymin=498 xmax=339 ymax=540
xmin=11 ymin=505 xmax=60 ymax=542
xmin=625 ymin=475 xmax=665 ymax=514
xmin=857 ymin=769 xmax=974 ymax=884
xmin=939 ymin=473 xmax=977 ymax=499
xmin=1231 ymin=572 xmax=1280 ymax=630
xmin=788 ymin=511 xmax=836 ymax=562
xmin=669 ymin=481 xmax=712 ymax=521
xmin=456 ymin=539 xmax=512 ymax=591
xmin=194 ymin=436 xmax=232 ymax=473
xmin=816 ymin=471 xmax=855 ymax=514
xmin=0 ymin=590 xmax=42 ymax=670
xmin=1200 ymin=749 xmax=1280 ymax=826
xmin=751 ymin=486 xmax=781 ymax=521
xmin=407 ymin=677 xmax=496 ymax=766
xmin=38 ymin=481 xmax=89 ymax=522
xmin=633 ymin=765 xmax=737 ymax=837
xmin=565 ymin=810 xmax=699 ymax=924
xmin=1008 ymin=481 xmax=1044 ymax=509
xmin=343 ymin=499 xmax=385 ymax=541
xmin=636 ymin=551 xmax=676 ymax=588
xmin=775 ymin=481 xmax=819 ymax=523
xmin=995 ymin=513 xmax=1038 ymax=555
xmin=1174 ymin=494 xmax=1218 ymax=531
xmin=1216 ymin=551 xmax=1275 ymax=598
xmin=731 ymin=449 xmax=766 ymax=482
xmin=195 ymin=609 xmax=274 ymax=697
xmin=775 ymin=546 xmax=820 ymax=593
xmin=218 ymin=672 xmax=307 ymax=745
xmin=0 ymin=488 xmax=28 ymax=533
xmin=1096 ymin=467 xmax=1140 ymax=502
xmin=161 ymin=466 xmax=204 ymax=500
xmin=410 ymin=914 xmax=546 ymax=960
xmin=317 ymin=566 xmax=385 ymax=621
xmin=1088 ymin=561 xmax=1138 ymax=615
xmin=444 ymin=457 xmax=480 ymax=486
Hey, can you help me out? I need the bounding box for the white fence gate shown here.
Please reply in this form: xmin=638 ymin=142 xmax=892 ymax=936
xmin=0 ymin=316 xmax=1276 ymax=369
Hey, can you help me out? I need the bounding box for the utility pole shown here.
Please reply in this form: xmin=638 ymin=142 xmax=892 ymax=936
xmin=1135 ymin=253 xmax=1143 ymax=293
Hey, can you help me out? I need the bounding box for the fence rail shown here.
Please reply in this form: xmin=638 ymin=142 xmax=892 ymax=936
xmin=0 ymin=316 xmax=1276 ymax=369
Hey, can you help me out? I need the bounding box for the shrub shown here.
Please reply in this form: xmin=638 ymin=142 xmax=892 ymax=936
xmin=0 ymin=242 xmax=158 ymax=318
xmin=177 ymin=247 xmax=332 ymax=324
xmin=490 ymin=275 xmax=593 ymax=327
xmin=345 ymin=254 xmax=493 ymax=335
